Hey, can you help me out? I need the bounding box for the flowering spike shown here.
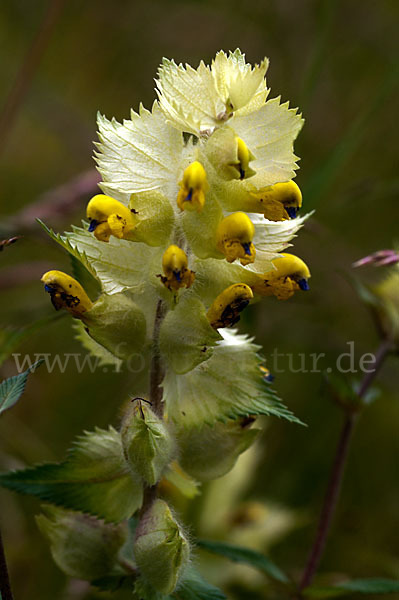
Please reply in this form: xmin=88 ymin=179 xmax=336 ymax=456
xmin=249 ymin=181 xmax=302 ymax=220
xmin=41 ymin=271 xmax=93 ymax=317
xmin=216 ymin=212 xmax=256 ymax=265
xmin=252 ymin=253 xmax=311 ymax=300
xmin=207 ymin=283 xmax=253 ymax=329
xmin=159 ymin=245 xmax=195 ymax=291
xmin=177 ymin=161 xmax=208 ymax=212
xmin=86 ymin=194 xmax=136 ymax=242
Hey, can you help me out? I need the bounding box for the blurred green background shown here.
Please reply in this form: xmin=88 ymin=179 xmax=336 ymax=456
xmin=0 ymin=0 xmax=398 ymax=598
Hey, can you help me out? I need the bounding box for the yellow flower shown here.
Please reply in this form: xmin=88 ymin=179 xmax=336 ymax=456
xmin=86 ymin=194 xmax=136 ymax=242
xmin=232 ymin=137 xmax=256 ymax=180
xmin=176 ymin=161 xmax=209 ymax=212
xmin=159 ymin=245 xmax=195 ymax=292
xmin=41 ymin=271 xmax=93 ymax=316
xmin=207 ymin=283 xmax=253 ymax=329
xmin=216 ymin=212 xmax=256 ymax=265
xmin=249 ymin=181 xmax=302 ymax=220
xmin=251 ymin=253 xmax=310 ymax=300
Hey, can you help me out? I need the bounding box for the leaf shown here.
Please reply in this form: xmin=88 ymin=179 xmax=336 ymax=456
xmin=163 ymin=328 xmax=302 ymax=427
xmin=162 ymin=462 xmax=201 ymax=499
xmin=173 ymin=567 xmax=227 ymax=600
xmin=96 ymin=103 xmax=183 ymax=195
xmin=159 ymin=295 xmax=222 ymax=374
xmin=73 ymin=321 xmax=123 ymax=370
xmin=156 ymin=58 xmax=225 ymax=135
xmin=70 ymin=254 xmax=101 ymax=301
xmin=36 ymin=505 xmax=128 ymax=580
xmin=0 ymin=359 xmax=43 ymax=416
xmin=197 ymin=539 xmax=289 ymax=584
xmin=37 ymin=219 xmax=96 ymax=277
xmin=0 ymin=427 xmax=143 ymax=522
xmin=64 ymin=224 xmax=162 ymax=295
xmin=304 ymin=578 xmax=399 ymax=598
xmin=231 ymin=97 xmax=304 ymax=187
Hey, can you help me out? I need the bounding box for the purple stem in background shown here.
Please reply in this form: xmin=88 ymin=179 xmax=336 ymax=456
xmin=0 ymin=528 xmax=14 ymax=600
xmin=0 ymin=0 xmax=67 ymax=158
xmin=298 ymin=338 xmax=392 ymax=594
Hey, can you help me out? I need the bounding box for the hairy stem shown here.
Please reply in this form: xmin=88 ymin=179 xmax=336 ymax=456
xmin=298 ymin=338 xmax=392 ymax=594
xmin=0 ymin=528 xmax=14 ymax=600
xmin=149 ymin=300 xmax=166 ymax=418
xmin=139 ymin=299 xmax=166 ymax=517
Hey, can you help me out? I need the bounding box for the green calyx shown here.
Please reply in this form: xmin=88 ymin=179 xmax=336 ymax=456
xmin=134 ymin=499 xmax=190 ymax=595
xmin=121 ymin=399 xmax=175 ymax=486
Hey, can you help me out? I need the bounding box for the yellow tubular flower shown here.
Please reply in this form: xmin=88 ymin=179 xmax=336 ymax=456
xmin=207 ymin=283 xmax=253 ymax=329
xmin=86 ymin=194 xmax=136 ymax=242
xmin=177 ymin=161 xmax=209 ymax=213
xmin=230 ymin=137 xmax=256 ymax=180
xmin=216 ymin=212 xmax=256 ymax=265
xmin=252 ymin=253 xmax=311 ymax=300
xmin=249 ymin=181 xmax=302 ymax=221
xmin=41 ymin=271 xmax=93 ymax=317
xmin=159 ymin=245 xmax=195 ymax=292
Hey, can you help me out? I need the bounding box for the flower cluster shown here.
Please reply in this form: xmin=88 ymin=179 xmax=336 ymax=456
xmin=37 ymin=49 xmax=311 ymax=595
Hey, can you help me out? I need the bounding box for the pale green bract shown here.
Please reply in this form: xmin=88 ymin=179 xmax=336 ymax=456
xmin=162 ymin=329 xmax=302 ymax=427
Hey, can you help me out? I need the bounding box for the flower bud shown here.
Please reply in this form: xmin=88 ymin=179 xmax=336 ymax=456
xmin=121 ymin=399 xmax=175 ymax=486
xmin=158 ymin=245 xmax=195 ymax=291
xmin=205 ymin=127 xmax=256 ymax=180
xmin=371 ymin=268 xmax=399 ymax=343
xmin=82 ymin=293 xmax=147 ymax=360
xmin=249 ymin=181 xmax=302 ymax=220
xmin=251 ymin=253 xmax=310 ymax=300
xmin=177 ymin=161 xmax=208 ymax=212
xmin=207 ymin=283 xmax=253 ymax=329
xmin=177 ymin=420 xmax=259 ymax=481
xmin=216 ymin=212 xmax=256 ymax=265
xmin=36 ymin=506 xmax=127 ymax=580
xmin=86 ymin=194 xmax=136 ymax=242
xmin=134 ymin=499 xmax=190 ymax=595
xmin=41 ymin=271 xmax=93 ymax=317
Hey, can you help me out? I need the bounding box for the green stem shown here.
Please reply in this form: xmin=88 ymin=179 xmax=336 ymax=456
xmin=297 ymin=338 xmax=392 ymax=594
xmin=0 ymin=528 xmax=14 ymax=600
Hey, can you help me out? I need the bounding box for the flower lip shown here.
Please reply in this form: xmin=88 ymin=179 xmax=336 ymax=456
xmin=159 ymin=245 xmax=195 ymax=291
xmin=177 ymin=161 xmax=208 ymax=213
xmin=88 ymin=219 xmax=99 ymax=232
xmin=216 ymin=212 xmax=256 ymax=265
xmin=207 ymin=283 xmax=253 ymax=329
xmin=298 ymin=278 xmax=310 ymax=291
xmin=286 ymin=206 xmax=298 ymax=219
xmin=41 ymin=270 xmax=93 ymax=316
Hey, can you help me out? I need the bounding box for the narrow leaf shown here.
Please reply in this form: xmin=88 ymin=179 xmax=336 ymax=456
xmin=304 ymin=578 xmax=399 ymax=598
xmin=197 ymin=539 xmax=289 ymax=584
xmin=0 ymin=359 xmax=43 ymax=416
xmin=0 ymin=427 xmax=142 ymax=522
xmin=173 ymin=567 xmax=227 ymax=600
